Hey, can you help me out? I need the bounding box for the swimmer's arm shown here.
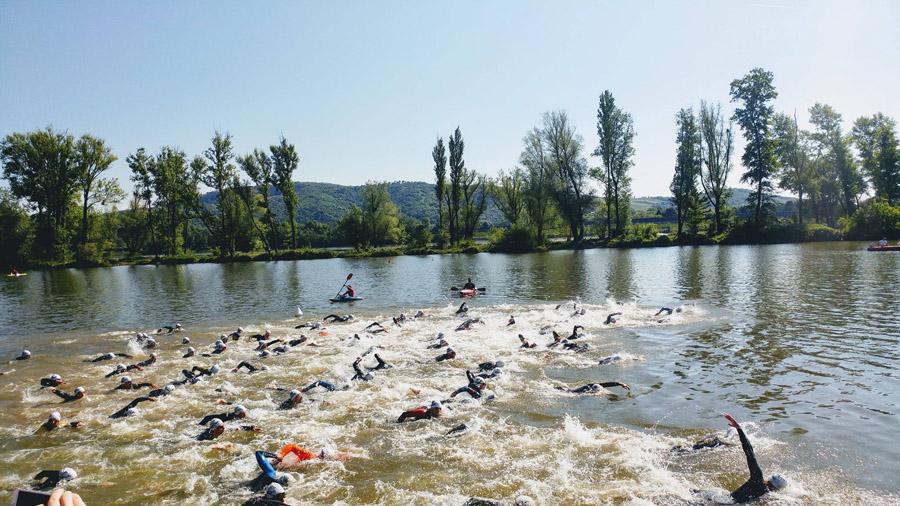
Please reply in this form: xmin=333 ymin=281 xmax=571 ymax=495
xmin=726 ymin=415 xmax=764 ymax=484
xmin=51 ymin=389 xmax=73 ymax=401
xmin=33 ymin=470 xmax=56 ymax=481
xmin=599 ymin=382 xmax=630 ymax=391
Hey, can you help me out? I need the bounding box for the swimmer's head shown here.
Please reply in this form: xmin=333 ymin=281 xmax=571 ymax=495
xmin=50 ymin=374 xmax=62 ymax=382
xmin=208 ymin=418 xmax=224 ymax=429
xmin=182 ymin=336 xmax=190 ymax=344
xmin=768 ymin=474 xmax=788 ymax=491
xmin=120 ymin=376 xmax=132 ymax=384
xmin=187 ymin=346 xmax=196 ymax=353
xmin=473 ymin=377 xmax=486 ymax=387
xmin=22 ymin=349 xmax=31 ymax=357
xmin=289 ymin=389 xmax=301 ymax=400
xmin=125 ymin=407 xmax=137 ymax=417
xmin=103 ymin=352 xmax=114 ymax=360
xmin=175 ymin=323 xmax=182 ymax=329
xmin=145 ymin=338 xmax=157 ymax=347
xmin=237 ymin=327 xmax=244 ymax=333
xmin=214 ymin=340 xmax=226 ymax=350
xmin=59 ymin=468 xmax=77 ymax=481
xmin=210 ymin=365 xmax=221 ymax=374
xmin=265 ymin=482 xmax=285 ymax=498
xmin=430 ymin=400 xmax=442 ymax=410
xmin=233 ymin=404 xmax=248 ymax=417
xmin=74 ymin=387 xmax=85 ymax=395
xmin=514 ymin=495 xmax=535 ymax=506
xmin=115 ymin=364 xmax=126 ymax=372
xmin=164 ymin=384 xmax=175 ymax=393
xmin=49 ymin=411 xmax=62 ymax=421
xmin=149 ymin=352 xmax=157 ymax=359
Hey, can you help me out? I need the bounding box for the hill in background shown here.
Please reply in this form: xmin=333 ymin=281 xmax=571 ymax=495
xmin=201 ymin=181 xmax=795 ymax=225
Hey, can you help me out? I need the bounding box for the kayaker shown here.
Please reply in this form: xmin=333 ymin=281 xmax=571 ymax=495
xmin=342 ymin=284 xmax=356 ymax=299
xmin=722 ymin=413 xmax=788 ymax=502
xmin=463 ymin=278 xmax=476 ymax=290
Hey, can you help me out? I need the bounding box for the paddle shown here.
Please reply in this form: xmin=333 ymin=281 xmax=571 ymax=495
xmin=335 ymin=273 xmax=353 ymax=298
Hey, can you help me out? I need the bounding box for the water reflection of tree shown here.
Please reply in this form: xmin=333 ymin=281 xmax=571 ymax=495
xmin=607 ymin=249 xmax=635 ymax=301
xmin=675 ymin=246 xmax=703 ymax=299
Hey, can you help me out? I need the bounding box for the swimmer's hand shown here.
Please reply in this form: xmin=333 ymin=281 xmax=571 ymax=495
xmin=42 ymin=488 xmax=86 ymax=506
xmin=68 ymin=421 xmax=81 ymax=428
xmin=723 ymin=413 xmax=740 ymax=429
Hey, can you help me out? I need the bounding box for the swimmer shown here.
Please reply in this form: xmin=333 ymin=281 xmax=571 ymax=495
xmin=435 ymin=347 xmax=457 ymax=362
xmin=672 ymin=434 xmax=730 ymax=453
xmin=40 ymin=373 xmax=65 ymax=388
xmin=446 ymin=423 xmax=468 ymax=436
xmin=182 ymin=336 xmax=191 ymax=344
xmin=50 ymin=386 xmax=85 ymax=402
xmin=392 ymin=314 xmax=406 ymax=326
xmin=199 ymin=404 xmax=249 ymax=425
xmin=15 ymin=349 xmax=31 ymax=360
xmin=547 ymin=332 xmax=565 ymax=347
xmin=233 ymin=361 xmax=267 ymax=373
xmin=456 ymin=302 xmax=469 ymax=314
xmin=87 ymin=352 xmax=132 ymax=363
xmin=227 ymin=327 xmax=244 ymax=340
xmin=567 ymin=325 xmax=585 ymax=339
xmin=506 ymin=315 xmax=515 ymax=326
xmin=366 ymin=353 xmax=392 ymax=371
xmin=250 ymin=330 xmax=271 ymax=341
xmin=195 ymin=417 xmax=259 ymax=440
xmin=277 ymin=390 xmax=303 ymax=410
xmin=294 ymin=321 xmax=323 ymax=330
xmin=655 ymin=307 xmax=674 ymax=316
xmin=148 ymin=383 xmax=176 ymax=397
xmin=572 ymin=307 xmax=586 ymax=316
xmin=302 ymin=380 xmax=348 ymax=392
xmin=109 ymin=395 xmax=156 ymax=419
xmin=32 ymin=468 xmax=78 ymax=491
xmin=598 ymin=354 xmax=626 ymax=366
xmin=182 ymin=346 xmax=196 ymax=358
xmin=212 ymin=339 xmax=228 ymax=354
xmin=136 ymin=352 xmax=157 ymax=367
xmin=518 ymin=334 xmax=537 ymax=348
xmin=723 ymin=413 xmax=788 ymax=502
xmin=397 ymin=400 xmax=442 ymax=423
xmin=256 ymin=338 xmax=283 ymax=351
xmin=562 ymin=341 xmax=590 ymax=353
xmin=156 ymin=323 xmax=182 ymax=334
xmin=604 ymin=312 xmax=622 ymax=325
xmin=554 ymin=382 xmax=630 ymax=394
xmin=324 ymin=314 xmax=354 ymax=323
xmin=363 ymin=322 xmax=387 ymax=334
xmin=288 ymin=336 xmax=308 ymax=346
xmin=352 ymin=357 xmax=374 ymax=381
xmin=477 ymin=360 xmax=504 ymax=372
xmin=456 ymin=317 xmax=484 ymax=331
xmin=413 ymin=310 xmax=426 ymax=318
xmin=450 ymin=375 xmax=486 ymax=399
xmin=242 ymin=482 xmax=289 ymax=506
xmin=36 ymin=411 xmax=63 ymax=432
xmin=143 ymin=337 xmax=158 ymax=349
xmin=114 ymin=375 xmax=158 ymax=391
xmin=180 ymin=364 xmax=221 ymax=381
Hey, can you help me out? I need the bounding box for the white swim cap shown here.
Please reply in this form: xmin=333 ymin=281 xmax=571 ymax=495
xmin=209 ymin=418 xmax=224 ymax=428
xmin=103 ymin=352 xmax=114 ymax=359
xmin=219 ymin=334 xmax=227 ymax=340
xmin=473 ymin=377 xmax=486 ymax=385
xmin=187 ymin=346 xmax=196 ymax=353
xmin=237 ymin=327 xmax=244 ymax=333
xmin=265 ymin=482 xmax=285 ymax=497
xmin=182 ymin=336 xmax=190 ymax=344
xmin=146 ymin=338 xmax=157 ymax=346
xmin=50 ymin=374 xmax=62 ymax=382
xmin=514 ymin=495 xmax=535 ymax=506
xmin=769 ymin=474 xmax=788 ymax=490
xmin=289 ymin=389 xmax=301 ymax=399
xmin=436 ymin=332 xmax=445 ymax=339
xmin=164 ymin=384 xmax=175 ymax=393
xmin=120 ymin=376 xmax=132 ymax=384
xmin=175 ymin=323 xmax=182 ymax=328
xmin=125 ymin=407 xmax=137 ymax=417
xmin=74 ymin=387 xmax=85 ymax=394
xmin=234 ymin=404 xmax=248 ymax=414
xmin=116 ymin=363 xmax=126 ymax=372
xmin=50 ymin=411 xmax=61 ymax=421
xmin=210 ymin=365 xmax=221 ymax=374
xmin=150 ymin=352 xmax=157 ymax=358
xmin=215 ymin=340 xmax=225 ymax=347
xmin=22 ymin=349 xmax=31 ymax=356
xmin=59 ymin=468 xmax=77 ymax=480
xmin=430 ymin=400 xmax=442 ymax=409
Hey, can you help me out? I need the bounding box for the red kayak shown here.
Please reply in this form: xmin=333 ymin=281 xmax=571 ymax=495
xmin=867 ymin=245 xmax=900 ymax=251
xmin=458 ymin=289 xmax=477 ymax=297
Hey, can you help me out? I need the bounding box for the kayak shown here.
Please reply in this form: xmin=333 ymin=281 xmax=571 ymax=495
xmin=867 ymin=245 xmax=900 ymax=251
xmin=329 ymin=296 xmax=363 ymax=303
xmin=6 ymin=273 xmax=26 ymax=277
xmin=458 ymin=289 xmax=477 ymax=297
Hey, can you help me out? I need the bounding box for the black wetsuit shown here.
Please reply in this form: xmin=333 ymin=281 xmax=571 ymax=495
xmin=352 ymin=360 xmax=373 ymax=381
xmin=289 ymin=336 xmax=307 ymax=346
xmin=368 ymin=354 xmax=392 ymax=370
xmin=605 ymin=312 xmax=622 ymax=324
xmin=563 ymin=342 xmax=589 ymax=353
xmin=115 ymin=382 xmax=155 ymax=391
xmin=435 ymin=349 xmax=456 ymax=362
xmin=90 ymin=352 xmax=131 ymax=362
xmin=199 ymin=411 xmax=240 ymax=425
xmin=730 ymin=427 xmax=769 ymax=503
xmin=557 ymin=382 xmax=628 ymax=394
xmin=324 ymin=314 xmax=352 ymax=323
xmin=257 ymin=339 xmax=282 ymax=351
xmin=148 ymin=386 xmax=172 ymax=398
xmin=52 ymin=389 xmax=82 ymax=402
xmin=235 ymin=361 xmax=262 ymax=373
xmin=655 ymin=307 xmax=674 ymax=316
xmin=32 ymin=470 xmax=68 ymax=490
xmin=278 ymin=398 xmax=300 ymax=410
xmin=302 ymin=380 xmax=344 ymax=392
xmin=137 ymin=356 xmax=156 ymax=367
xmin=110 ymin=396 xmax=153 ymax=419
xmin=241 ymin=496 xmax=288 ymax=506
xmin=568 ymin=325 xmax=585 ymax=339
xmin=40 ymin=378 xmax=63 ymax=387
xmin=158 ymin=326 xmax=175 ymax=334
xmin=447 ymin=423 xmax=468 ymax=436
xmin=456 ymin=302 xmax=469 ymax=314
xmin=364 ymin=322 xmax=386 ymax=334
xmin=427 ymin=340 xmax=449 ymax=349
xmin=451 ymin=385 xmax=483 ymax=399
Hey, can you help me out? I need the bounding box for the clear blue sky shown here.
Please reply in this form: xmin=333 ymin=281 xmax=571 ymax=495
xmin=2 ymin=0 xmax=898 ymax=197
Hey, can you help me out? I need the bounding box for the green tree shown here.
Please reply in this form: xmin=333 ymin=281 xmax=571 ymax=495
xmin=0 ymin=189 xmax=30 ymax=268
xmin=196 ymin=131 xmax=238 ymax=256
xmin=520 ymin=128 xmax=554 ymax=244
xmin=127 ymin=148 xmax=158 ymax=257
xmin=773 ymin=112 xmax=813 ymax=226
xmin=73 ymin=134 xmax=120 ymax=249
xmin=593 ymin=90 xmax=635 ymax=238
xmin=460 ymin=170 xmax=487 ymax=238
xmin=808 ymin=103 xmax=863 ymax=216
xmin=852 ymin=114 xmax=900 ymax=205
xmin=447 ymin=127 xmax=465 ymax=243
xmin=541 ymin=111 xmax=591 ymax=242
xmin=670 ymin=108 xmax=703 ymax=238
xmin=238 ymin=149 xmax=278 ymax=252
xmin=432 ymin=137 xmax=447 ymax=241
xmin=270 ymin=137 xmax=300 ymax=249
xmin=698 ymin=101 xmax=733 ymax=235
xmin=149 ymin=147 xmax=199 ymax=255
xmin=337 ymin=205 xmax=365 ymax=247
xmin=491 ymin=168 xmax=525 ymax=225
xmin=360 ymin=181 xmax=403 ymax=246
xmin=119 ymin=195 xmax=148 ymax=255
xmin=730 ymin=67 xmax=779 ymax=230
xmin=1 ymin=128 xmax=79 ymax=260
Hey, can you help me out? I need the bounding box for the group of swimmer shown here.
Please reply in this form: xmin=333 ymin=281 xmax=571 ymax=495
xmin=7 ymin=276 xmax=787 ymax=504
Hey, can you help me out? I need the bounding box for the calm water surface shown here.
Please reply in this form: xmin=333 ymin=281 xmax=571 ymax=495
xmin=0 ymin=242 xmax=897 ymax=505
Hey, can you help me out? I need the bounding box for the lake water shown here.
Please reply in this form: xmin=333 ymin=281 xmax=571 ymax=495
xmin=0 ymin=242 xmax=898 ymax=505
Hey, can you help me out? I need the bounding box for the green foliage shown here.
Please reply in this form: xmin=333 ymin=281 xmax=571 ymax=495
xmin=0 ymin=189 xmax=31 ymax=268
xmin=671 ymin=107 xmax=703 ymax=239
xmin=489 ymin=224 xmax=536 ymax=252
xmin=403 ymin=218 xmax=432 ymax=248
xmin=841 ymin=200 xmax=900 ymax=240
xmin=594 ymin=90 xmax=635 ymax=238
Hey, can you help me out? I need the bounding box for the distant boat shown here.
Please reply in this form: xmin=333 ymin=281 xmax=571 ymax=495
xmin=867 ymin=244 xmax=900 ymax=252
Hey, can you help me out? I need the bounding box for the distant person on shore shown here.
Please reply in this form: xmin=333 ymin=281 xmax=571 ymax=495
xmin=721 ymin=413 xmax=787 ymax=502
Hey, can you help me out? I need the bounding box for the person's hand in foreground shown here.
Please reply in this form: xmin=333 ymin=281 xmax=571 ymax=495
xmin=41 ymin=488 xmax=86 ymax=506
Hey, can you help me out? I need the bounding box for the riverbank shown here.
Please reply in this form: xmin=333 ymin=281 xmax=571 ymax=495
xmin=14 ymin=222 xmax=856 ymax=271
